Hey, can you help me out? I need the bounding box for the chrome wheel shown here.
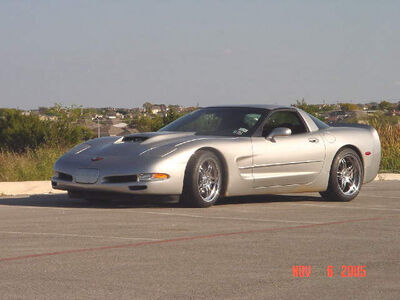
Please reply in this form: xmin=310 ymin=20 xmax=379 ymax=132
xmin=198 ymin=159 xmax=221 ymax=202
xmin=336 ymin=155 xmax=361 ymax=196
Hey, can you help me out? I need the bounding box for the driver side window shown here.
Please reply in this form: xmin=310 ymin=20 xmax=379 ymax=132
xmin=262 ymin=111 xmax=307 ymax=136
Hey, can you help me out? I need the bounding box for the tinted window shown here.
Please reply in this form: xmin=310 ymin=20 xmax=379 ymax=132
xmin=159 ymin=108 xmax=265 ymax=136
xmin=263 ymin=111 xmax=307 ymax=136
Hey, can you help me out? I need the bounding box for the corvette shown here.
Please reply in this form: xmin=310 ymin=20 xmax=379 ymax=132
xmin=52 ymin=105 xmax=381 ymax=207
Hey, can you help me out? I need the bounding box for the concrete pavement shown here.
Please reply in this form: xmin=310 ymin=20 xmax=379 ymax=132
xmin=0 ymin=181 xmax=399 ymax=299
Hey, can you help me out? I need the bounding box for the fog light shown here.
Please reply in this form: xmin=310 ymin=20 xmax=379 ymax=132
xmin=138 ymin=173 xmax=169 ymax=182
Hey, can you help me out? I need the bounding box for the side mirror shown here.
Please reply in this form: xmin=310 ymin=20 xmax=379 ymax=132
xmin=266 ymin=127 xmax=292 ymax=142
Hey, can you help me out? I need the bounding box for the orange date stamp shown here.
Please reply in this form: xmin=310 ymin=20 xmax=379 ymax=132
xmin=292 ymin=265 xmax=367 ymax=278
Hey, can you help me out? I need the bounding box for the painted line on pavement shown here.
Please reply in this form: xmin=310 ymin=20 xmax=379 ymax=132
xmin=0 ymin=231 xmax=159 ymax=241
xmin=288 ymin=203 xmax=400 ymax=212
xmin=0 ymin=216 xmax=391 ymax=263
xmin=141 ymin=211 xmax=321 ymax=224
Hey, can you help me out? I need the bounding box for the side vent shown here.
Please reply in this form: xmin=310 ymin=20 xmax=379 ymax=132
xmin=122 ymin=136 xmax=148 ymax=143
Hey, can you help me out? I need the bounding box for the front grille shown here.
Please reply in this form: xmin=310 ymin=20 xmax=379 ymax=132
xmin=57 ymin=172 xmax=73 ymax=181
xmin=103 ymin=175 xmax=138 ymax=183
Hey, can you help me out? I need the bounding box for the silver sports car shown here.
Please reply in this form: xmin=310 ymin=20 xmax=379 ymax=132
xmin=52 ymin=105 xmax=381 ymax=207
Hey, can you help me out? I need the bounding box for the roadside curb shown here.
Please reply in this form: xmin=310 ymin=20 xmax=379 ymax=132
xmin=0 ymin=174 xmax=399 ymax=196
xmin=0 ymin=181 xmax=66 ymax=196
xmin=374 ymin=173 xmax=400 ymax=181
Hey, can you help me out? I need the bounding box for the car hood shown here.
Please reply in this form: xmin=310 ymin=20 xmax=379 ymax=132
xmin=74 ymin=131 xmax=198 ymax=158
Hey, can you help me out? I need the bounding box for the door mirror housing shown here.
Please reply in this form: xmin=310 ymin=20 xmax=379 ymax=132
xmin=266 ymin=127 xmax=292 ymax=142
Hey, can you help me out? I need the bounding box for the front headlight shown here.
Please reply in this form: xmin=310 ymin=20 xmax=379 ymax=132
xmin=138 ymin=173 xmax=169 ymax=182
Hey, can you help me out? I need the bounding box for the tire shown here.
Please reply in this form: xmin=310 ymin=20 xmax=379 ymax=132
xmin=320 ymin=148 xmax=363 ymax=202
xmin=180 ymin=150 xmax=223 ymax=208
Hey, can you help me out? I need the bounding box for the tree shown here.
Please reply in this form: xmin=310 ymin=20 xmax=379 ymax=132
xmin=142 ymin=102 xmax=153 ymax=113
xmin=68 ymin=105 xmax=83 ymax=121
xmin=379 ymin=100 xmax=393 ymax=111
xmin=129 ymin=114 xmax=163 ymax=132
xmin=294 ymin=98 xmax=319 ymax=117
xmin=38 ymin=107 xmax=49 ymax=115
xmin=163 ymin=106 xmax=185 ymax=125
xmin=129 ymin=107 xmax=187 ymax=133
xmin=339 ymin=103 xmax=359 ymax=111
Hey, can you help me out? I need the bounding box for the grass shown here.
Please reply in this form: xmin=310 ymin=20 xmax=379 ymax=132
xmin=368 ymin=118 xmax=400 ymax=173
xmin=0 ymin=119 xmax=399 ymax=181
xmin=0 ymin=146 xmax=67 ymax=182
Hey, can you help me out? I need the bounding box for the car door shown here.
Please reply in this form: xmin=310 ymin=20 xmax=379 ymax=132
xmin=251 ymin=110 xmax=325 ymax=187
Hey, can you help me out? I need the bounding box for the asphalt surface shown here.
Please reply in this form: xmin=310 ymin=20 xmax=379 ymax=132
xmin=0 ymin=181 xmax=399 ymax=299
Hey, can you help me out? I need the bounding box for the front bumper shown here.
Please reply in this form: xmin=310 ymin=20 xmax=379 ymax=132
xmin=52 ymin=176 xmax=182 ymax=195
xmin=52 ymin=146 xmax=190 ymax=196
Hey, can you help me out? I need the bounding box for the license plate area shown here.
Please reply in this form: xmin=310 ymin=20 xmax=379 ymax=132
xmin=75 ymin=169 xmax=99 ymax=184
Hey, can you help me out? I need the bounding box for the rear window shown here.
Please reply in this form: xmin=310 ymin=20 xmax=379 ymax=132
xmin=309 ymin=114 xmax=329 ymax=130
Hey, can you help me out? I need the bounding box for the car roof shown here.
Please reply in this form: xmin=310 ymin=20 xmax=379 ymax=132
xmin=205 ymin=104 xmax=294 ymax=110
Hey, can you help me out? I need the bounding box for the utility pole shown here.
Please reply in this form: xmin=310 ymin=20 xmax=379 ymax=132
xmin=97 ymin=118 xmax=100 ymax=138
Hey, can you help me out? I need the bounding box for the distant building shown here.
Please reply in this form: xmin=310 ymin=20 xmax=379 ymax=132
xmin=151 ymin=107 xmax=161 ymax=114
xmin=327 ymin=111 xmax=349 ymax=122
xmin=39 ymin=115 xmax=58 ymax=121
xmin=150 ymin=104 xmax=167 ymax=115
xmin=92 ymin=114 xmax=104 ymax=120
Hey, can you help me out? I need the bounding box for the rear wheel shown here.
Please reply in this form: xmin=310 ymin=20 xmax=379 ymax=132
xmin=180 ymin=150 xmax=223 ymax=208
xmin=320 ymin=148 xmax=363 ymax=202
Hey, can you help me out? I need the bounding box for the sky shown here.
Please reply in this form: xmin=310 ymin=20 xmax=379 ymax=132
xmin=1 ymin=0 xmax=400 ymax=109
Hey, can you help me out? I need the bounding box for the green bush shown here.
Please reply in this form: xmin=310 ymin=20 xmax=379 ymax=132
xmin=367 ymin=115 xmax=400 ymax=172
xmin=0 ymin=109 xmax=93 ymax=152
xmin=0 ymin=109 xmax=94 ymax=181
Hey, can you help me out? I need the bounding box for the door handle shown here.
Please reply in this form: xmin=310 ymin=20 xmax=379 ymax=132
xmin=308 ymin=138 xmax=319 ymax=143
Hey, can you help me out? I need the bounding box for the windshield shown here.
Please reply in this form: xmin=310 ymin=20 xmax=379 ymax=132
xmin=159 ymin=107 xmax=266 ymax=136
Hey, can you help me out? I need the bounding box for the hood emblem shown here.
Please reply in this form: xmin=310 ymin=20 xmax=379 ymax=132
xmin=91 ymin=156 xmax=104 ymax=162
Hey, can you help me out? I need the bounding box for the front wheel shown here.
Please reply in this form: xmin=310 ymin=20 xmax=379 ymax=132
xmin=180 ymin=150 xmax=223 ymax=208
xmin=320 ymin=148 xmax=363 ymax=202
